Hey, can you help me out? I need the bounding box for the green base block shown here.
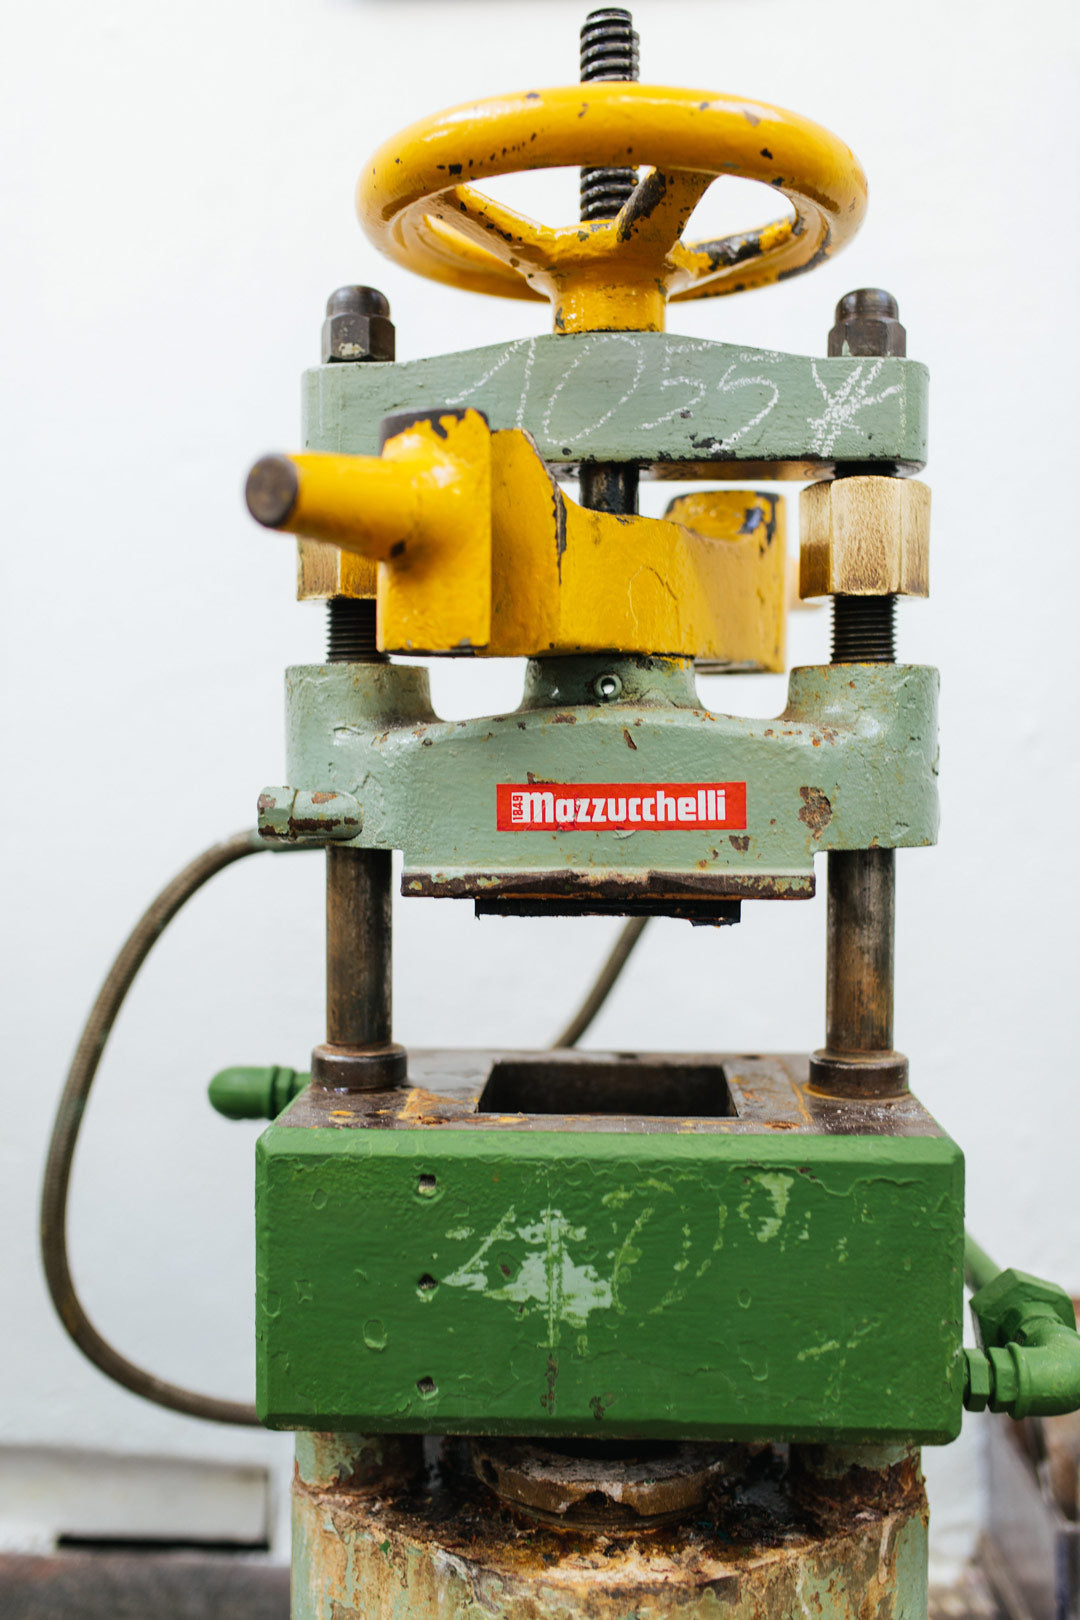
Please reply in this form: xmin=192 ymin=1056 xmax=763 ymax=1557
xmin=256 ymin=1052 xmax=965 ymax=1444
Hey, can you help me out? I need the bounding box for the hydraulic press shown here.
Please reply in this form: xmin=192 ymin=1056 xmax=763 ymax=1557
xmin=42 ymin=10 xmax=1080 ymax=1617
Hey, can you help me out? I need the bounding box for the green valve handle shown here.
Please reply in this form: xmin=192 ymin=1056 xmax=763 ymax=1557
xmin=208 ymin=1065 xmax=309 ymax=1121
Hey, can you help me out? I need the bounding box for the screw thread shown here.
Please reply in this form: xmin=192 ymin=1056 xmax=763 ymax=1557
xmin=580 ymin=8 xmax=639 ymax=222
xmin=830 ymin=596 xmax=896 ymax=664
xmin=327 ymin=598 xmax=386 ymax=664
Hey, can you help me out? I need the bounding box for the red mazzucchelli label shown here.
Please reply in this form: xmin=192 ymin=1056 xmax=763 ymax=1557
xmin=496 ymin=782 xmax=746 ymax=832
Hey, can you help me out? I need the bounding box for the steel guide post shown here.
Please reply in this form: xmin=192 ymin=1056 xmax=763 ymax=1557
xmin=810 ymin=290 xmax=910 ymax=1100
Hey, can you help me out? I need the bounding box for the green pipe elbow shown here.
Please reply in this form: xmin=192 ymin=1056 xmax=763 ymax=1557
xmin=963 ymin=1253 xmax=1080 ymax=1419
xmin=966 ymin=1320 xmax=1080 ymax=1419
xmin=1007 ymin=1318 xmax=1080 ymax=1419
xmin=208 ymin=1065 xmax=309 ymax=1120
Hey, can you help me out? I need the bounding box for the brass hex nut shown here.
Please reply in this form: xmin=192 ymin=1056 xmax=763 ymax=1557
xmin=296 ymin=535 xmax=377 ymax=601
xmin=799 ymin=476 xmax=929 ymax=599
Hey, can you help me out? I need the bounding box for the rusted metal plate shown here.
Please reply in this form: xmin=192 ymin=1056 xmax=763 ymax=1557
xmin=408 ymin=867 xmax=802 ymax=920
xmin=275 ymin=1049 xmax=945 ymax=1138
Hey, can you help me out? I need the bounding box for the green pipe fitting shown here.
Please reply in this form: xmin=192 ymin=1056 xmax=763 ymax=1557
xmin=963 ymin=1254 xmax=1080 ymax=1419
xmin=208 ymin=1065 xmax=309 ymax=1121
xmin=963 ymin=1232 xmax=1000 ymax=1295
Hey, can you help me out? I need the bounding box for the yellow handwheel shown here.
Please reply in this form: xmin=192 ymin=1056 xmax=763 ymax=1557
xmin=357 ymin=83 xmax=867 ymax=335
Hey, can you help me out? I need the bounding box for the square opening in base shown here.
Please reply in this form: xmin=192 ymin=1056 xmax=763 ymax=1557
xmin=478 ymin=1055 xmax=734 ymax=1118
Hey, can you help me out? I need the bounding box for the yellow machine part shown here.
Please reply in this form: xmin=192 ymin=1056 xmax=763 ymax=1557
xmin=357 ymin=83 xmax=866 ymax=334
xmin=254 ymin=411 xmax=785 ymax=666
xmin=662 ymin=490 xmax=786 ymax=672
xmin=487 ymin=434 xmax=785 ymax=667
xmin=280 ymin=412 xmax=493 ymax=652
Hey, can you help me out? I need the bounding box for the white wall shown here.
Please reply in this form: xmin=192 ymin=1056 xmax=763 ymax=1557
xmin=3 ymin=0 xmax=1078 ymax=1579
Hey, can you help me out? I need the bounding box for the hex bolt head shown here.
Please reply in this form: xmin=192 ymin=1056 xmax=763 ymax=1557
xmin=828 ymin=288 xmax=906 ymax=358
xmin=321 ymin=285 xmax=395 ymax=364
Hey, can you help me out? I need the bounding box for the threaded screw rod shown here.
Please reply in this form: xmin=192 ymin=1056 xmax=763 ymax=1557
xmin=327 ymin=597 xmax=386 ymax=664
xmin=830 ymin=595 xmax=896 ymax=663
xmin=577 ymin=9 xmax=641 ymax=512
xmin=579 ymin=8 xmax=639 ymax=223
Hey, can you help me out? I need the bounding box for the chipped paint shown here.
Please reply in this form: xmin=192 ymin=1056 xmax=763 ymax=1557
xmin=752 ymin=1171 xmax=794 ymax=1243
xmin=357 ymin=84 xmax=867 ymax=334
xmin=443 ymin=1206 xmax=614 ymax=1335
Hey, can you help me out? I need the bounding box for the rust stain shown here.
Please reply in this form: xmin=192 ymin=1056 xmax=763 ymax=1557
xmin=797 ymin=786 xmax=832 ymax=839
xmin=622 ymin=728 xmax=637 ymax=751
xmin=541 ymin=1353 xmax=558 ymax=1414
xmin=402 ymin=868 xmax=812 ymax=905
xmin=399 ymin=1087 xmax=469 ymax=1122
xmin=294 ymin=1439 xmax=928 ymax=1615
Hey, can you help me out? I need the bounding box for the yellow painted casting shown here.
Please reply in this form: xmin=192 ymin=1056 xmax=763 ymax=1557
xmin=270 ymin=412 xmax=493 ymax=652
xmin=357 ymin=83 xmax=866 ymax=333
xmin=664 ymin=492 xmax=786 ymax=672
xmin=251 ymin=411 xmax=786 ymax=665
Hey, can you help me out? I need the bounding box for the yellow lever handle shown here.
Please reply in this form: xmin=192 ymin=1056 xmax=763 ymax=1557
xmin=245 ymin=409 xmax=493 ymax=652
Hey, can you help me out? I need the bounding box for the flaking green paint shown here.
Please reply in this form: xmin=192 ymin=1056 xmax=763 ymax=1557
xmin=256 ymin=1126 xmax=965 ymax=1443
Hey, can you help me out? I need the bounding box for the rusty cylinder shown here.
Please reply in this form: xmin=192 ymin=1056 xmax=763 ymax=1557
xmin=824 ymin=847 xmax=895 ymax=1055
xmin=326 ymin=846 xmax=393 ymax=1047
xmin=313 ymin=845 xmax=406 ymax=1090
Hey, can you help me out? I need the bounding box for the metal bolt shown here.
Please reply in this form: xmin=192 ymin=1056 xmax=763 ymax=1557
xmin=579 ymin=8 xmax=640 ymax=223
xmin=827 ymin=287 xmax=906 ymax=360
xmin=828 ymin=289 xmax=905 ymax=657
xmin=321 ymin=285 xmax=395 ymax=364
xmin=327 ymin=598 xmax=386 ymax=664
xmin=811 ymin=288 xmax=908 ymax=1099
xmin=830 ymin=595 xmax=896 ymax=663
xmin=593 ymin=672 xmax=623 ymax=701
xmin=577 ymin=13 xmax=641 ymax=512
